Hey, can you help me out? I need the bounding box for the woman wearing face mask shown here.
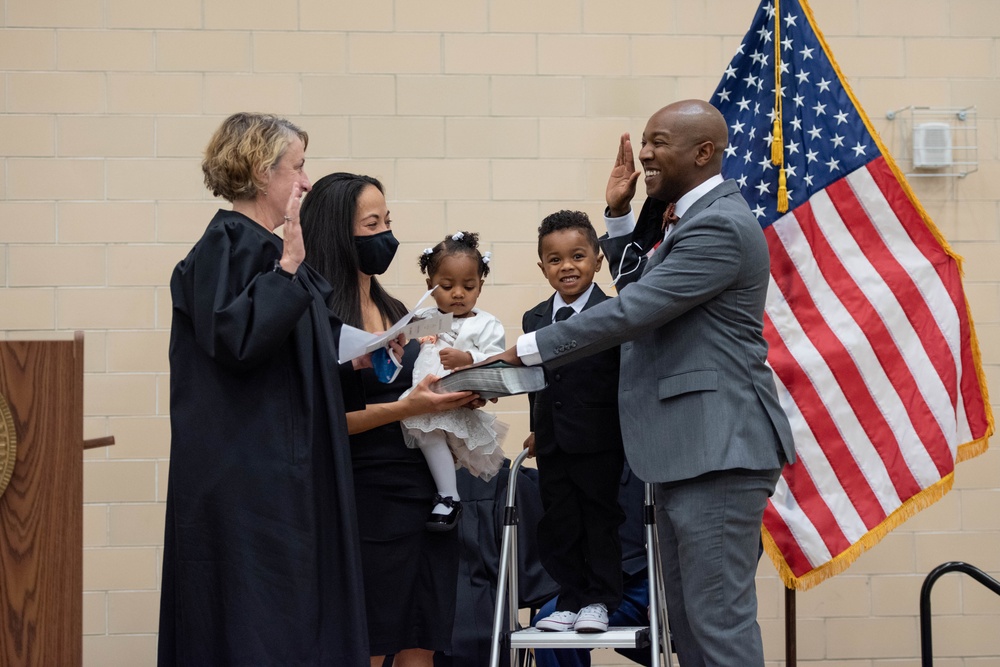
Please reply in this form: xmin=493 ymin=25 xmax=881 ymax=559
xmin=301 ymin=173 xmax=477 ymax=667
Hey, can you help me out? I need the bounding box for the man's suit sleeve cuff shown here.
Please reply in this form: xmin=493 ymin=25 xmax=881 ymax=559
xmin=516 ymin=332 xmax=543 ymax=366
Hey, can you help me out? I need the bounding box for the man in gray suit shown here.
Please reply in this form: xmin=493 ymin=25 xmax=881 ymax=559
xmin=489 ymin=100 xmax=795 ymax=666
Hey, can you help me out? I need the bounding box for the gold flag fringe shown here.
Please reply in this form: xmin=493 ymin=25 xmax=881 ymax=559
xmin=763 ymin=472 xmax=956 ymax=591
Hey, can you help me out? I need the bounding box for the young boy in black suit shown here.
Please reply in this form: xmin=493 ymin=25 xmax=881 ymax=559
xmin=522 ymin=210 xmax=626 ymax=633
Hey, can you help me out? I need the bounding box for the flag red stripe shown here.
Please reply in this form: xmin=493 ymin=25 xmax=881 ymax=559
xmin=866 ymin=159 xmax=990 ymax=439
xmin=767 ymin=222 xmax=922 ymax=506
xmin=762 ymin=308 xmax=866 ymax=550
xmin=764 ymin=503 xmax=815 ymax=577
xmin=796 ymin=196 xmax=954 ymax=477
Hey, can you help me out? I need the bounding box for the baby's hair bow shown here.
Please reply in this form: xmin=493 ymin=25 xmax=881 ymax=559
xmin=422 ymin=247 xmax=434 ymax=255
xmin=482 ymin=251 xmax=492 ymax=264
xmin=451 ymin=232 xmax=465 ymax=241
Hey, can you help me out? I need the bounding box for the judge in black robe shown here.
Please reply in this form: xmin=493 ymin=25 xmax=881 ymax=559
xmin=158 ymin=113 xmax=368 ymax=666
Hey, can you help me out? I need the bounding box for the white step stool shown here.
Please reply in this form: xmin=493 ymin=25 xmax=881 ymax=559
xmin=488 ymin=449 xmax=673 ymax=666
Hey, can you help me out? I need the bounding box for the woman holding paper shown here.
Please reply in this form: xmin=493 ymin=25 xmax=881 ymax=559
xmin=301 ymin=172 xmax=475 ymax=667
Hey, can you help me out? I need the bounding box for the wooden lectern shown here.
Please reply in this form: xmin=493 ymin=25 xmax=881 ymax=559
xmin=0 ymin=333 xmax=113 ymax=667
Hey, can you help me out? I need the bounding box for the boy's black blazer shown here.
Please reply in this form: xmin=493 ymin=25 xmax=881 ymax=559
xmin=522 ymin=285 xmax=624 ymax=456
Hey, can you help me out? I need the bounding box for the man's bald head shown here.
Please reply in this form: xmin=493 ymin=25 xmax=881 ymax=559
xmin=653 ymin=100 xmax=729 ymax=169
xmin=639 ymin=99 xmax=730 ymax=203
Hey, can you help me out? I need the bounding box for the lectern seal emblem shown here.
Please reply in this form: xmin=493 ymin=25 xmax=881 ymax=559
xmin=0 ymin=392 xmax=15 ymax=500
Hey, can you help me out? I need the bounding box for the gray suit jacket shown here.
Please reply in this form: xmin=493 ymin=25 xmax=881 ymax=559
xmin=534 ymin=179 xmax=795 ymax=484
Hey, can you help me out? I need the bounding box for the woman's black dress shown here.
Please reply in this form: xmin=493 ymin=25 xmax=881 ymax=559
xmin=348 ymin=340 xmax=460 ymax=656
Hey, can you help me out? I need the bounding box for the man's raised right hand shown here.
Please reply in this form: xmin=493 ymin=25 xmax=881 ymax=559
xmin=606 ymin=132 xmax=641 ymax=217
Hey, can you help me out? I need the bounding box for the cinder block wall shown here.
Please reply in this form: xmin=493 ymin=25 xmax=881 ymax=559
xmin=1 ymin=1 xmax=997 ymax=665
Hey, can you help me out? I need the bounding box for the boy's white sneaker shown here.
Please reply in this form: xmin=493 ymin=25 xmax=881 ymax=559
xmin=535 ymin=610 xmax=579 ymax=632
xmin=573 ymin=603 xmax=609 ymax=633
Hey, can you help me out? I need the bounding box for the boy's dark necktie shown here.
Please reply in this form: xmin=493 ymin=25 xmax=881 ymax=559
xmin=554 ymin=306 xmax=575 ymax=322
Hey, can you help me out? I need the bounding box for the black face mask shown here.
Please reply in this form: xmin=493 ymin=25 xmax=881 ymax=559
xmin=354 ymin=230 xmax=399 ymax=275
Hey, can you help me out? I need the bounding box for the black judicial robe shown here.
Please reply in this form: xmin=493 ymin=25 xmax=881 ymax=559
xmin=158 ymin=210 xmax=368 ymax=666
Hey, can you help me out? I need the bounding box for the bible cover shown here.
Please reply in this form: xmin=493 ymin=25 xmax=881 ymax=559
xmin=431 ymin=361 xmax=547 ymax=399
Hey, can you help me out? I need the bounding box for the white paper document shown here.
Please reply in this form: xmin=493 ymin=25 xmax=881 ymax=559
xmin=337 ymin=286 xmax=452 ymax=363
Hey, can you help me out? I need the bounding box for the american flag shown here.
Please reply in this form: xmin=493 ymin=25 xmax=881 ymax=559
xmin=711 ymin=0 xmax=993 ymax=589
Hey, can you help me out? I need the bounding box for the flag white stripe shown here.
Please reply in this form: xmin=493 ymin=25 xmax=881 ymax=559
xmin=955 ymin=369 xmax=973 ymax=446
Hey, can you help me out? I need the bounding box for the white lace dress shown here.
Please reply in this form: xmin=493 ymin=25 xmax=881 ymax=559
xmin=401 ymin=307 xmax=508 ymax=480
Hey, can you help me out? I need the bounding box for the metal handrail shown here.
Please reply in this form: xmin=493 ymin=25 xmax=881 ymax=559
xmin=920 ymin=561 xmax=1000 ymax=666
xmin=489 ymin=448 xmax=532 ymax=667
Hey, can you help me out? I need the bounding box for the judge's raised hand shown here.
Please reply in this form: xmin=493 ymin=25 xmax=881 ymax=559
xmin=606 ymin=132 xmax=640 ymax=218
xmin=279 ymin=182 xmax=305 ymax=274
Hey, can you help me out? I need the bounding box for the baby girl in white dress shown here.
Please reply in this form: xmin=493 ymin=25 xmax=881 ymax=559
xmin=401 ymin=231 xmax=508 ymax=531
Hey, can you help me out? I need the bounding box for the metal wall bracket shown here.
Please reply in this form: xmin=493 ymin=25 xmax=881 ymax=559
xmin=884 ymin=106 xmax=978 ymax=178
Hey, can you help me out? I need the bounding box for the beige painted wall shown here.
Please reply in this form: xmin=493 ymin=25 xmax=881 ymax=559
xmin=1 ymin=0 xmax=998 ymax=664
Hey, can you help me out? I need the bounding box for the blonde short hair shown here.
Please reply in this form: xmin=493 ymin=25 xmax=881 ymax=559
xmin=201 ymin=112 xmax=309 ymax=202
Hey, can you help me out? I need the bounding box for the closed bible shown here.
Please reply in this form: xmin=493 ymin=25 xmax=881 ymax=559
xmin=432 ymin=361 xmax=547 ymax=399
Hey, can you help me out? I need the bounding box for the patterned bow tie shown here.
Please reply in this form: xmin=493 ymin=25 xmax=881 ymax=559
xmin=661 ymin=202 xmax=679 ymax=231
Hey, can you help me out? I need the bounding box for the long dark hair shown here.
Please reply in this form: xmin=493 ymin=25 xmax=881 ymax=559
xmin=300 ymin=172 xmax=407 ymax=329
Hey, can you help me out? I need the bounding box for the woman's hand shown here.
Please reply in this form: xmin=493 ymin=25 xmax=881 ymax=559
xmin=352 ymin=353 xmax=372 ymax=371
xmin=387 ymin=333 xmax=406 ymax=361
xmin=523 ymin=432 xmax=536 ymax=458
xmin=351 ymin=333 xmax=403 ymax=372
xmin=439 ymin=347 xmax=473 ymax=370
xmin=280 ymin=182 xmax=305 ymax=274
xmin=345 ymin=369 xmax=480 ymax=435
xmin=347 ymin=333 xmax=402 ymax=375
xmin=403 ymin=375 xmax=477 ymax=416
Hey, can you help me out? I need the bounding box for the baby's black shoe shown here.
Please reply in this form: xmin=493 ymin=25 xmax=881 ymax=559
xmin=426 ymin=494 xmax=462 ymax=532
